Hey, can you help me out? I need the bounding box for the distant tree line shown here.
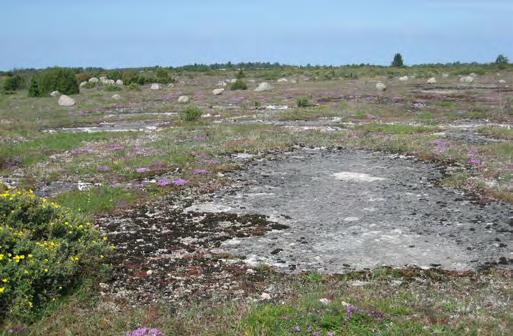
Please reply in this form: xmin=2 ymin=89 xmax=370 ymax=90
xmin=1 ymin=55 xmax=510 ymax=95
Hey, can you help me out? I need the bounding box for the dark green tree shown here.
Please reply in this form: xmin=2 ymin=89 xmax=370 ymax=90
xmin=230 ymin=79 xmax=248 ymax=90
xmin=3 ymin=75 xmax=23 ymax=93
xmin=28 ymin=68 xmax=79 ymax=97
xmin=495 ymin=54 xmax=509 ymax=65
xmin=391 ymin=53 xmax=404 ymax=67
xmin=236 ymin=69 xmax=246 ymax=79
xmin=28 ymin=78 xmax=41 ymax=97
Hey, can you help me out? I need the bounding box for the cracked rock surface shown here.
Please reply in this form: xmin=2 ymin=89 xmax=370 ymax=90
xmin=191 ymin=149 xmax=513 ymax=273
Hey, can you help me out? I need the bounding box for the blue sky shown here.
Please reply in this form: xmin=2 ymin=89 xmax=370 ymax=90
xmin=1 ymin=0 xmax=512 ymax=70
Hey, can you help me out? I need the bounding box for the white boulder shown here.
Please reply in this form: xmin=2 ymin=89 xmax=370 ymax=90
xmin=88 ymin=77 xmax=99 ymax=83
xmin=79 ymin=81 xmax=88 ymax=87
xmin=277 ymin=78 xmax=288 ymax=83
xmin=459 ymin=76 xmax=474 ymax=83
xmin=376 ymin=82 xmax=387 ymax=91
xmin=115 ymin=79 xmax=124 ymax=85
xmin=50 ymin=90 xmax=60 ymax=97
xmin=178 ymin=95 xmax=190 ymax=103
xmin=150 ymin=83 xmax=161 ymax=90
xmin=112 ymin=94 xmax=121 ymax=100
xmin=398 ymin=76 xmax=409 ymax=82
xmin=498 ymin=79 xmax=507 ymax=84
xmin=58 ymin=95 xmax=75 ymax=107
xmin=217 ymin=81 xmax=227 ymax=87
xmin=427 ymin=77 xmax=437 ymax=84
xmin=212 ymin=88 xmax=225 ymax=96
xmin=442 ymin=73 xmax=450 ymax=78
xmin=254 ymin=82 xmax=273 ymax=92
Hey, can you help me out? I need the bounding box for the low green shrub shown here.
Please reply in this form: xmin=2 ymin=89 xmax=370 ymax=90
xmin=128 ymin=83 xmax=141 ymax=91
xmin=0 ymin=188 xmax=111 ymax=321
xmin=3 ymin=75 xmax=23 ymax=94
xmin=81 ymin=81 xmax=97 ymax=89
xmin=28 ymin=68 xmax=79 ymax=97
xmin=181 ymin=105 xmax=203 ymax=122
xmin=230 ymin=79 xmax=248 ymax=90
xmin=297 ymin=97 xmax=311 ymax=108
xmin=104 ymin=85 xmax=122 ymax=92
xmin=236 ymin=69 xmax=246 ymax=79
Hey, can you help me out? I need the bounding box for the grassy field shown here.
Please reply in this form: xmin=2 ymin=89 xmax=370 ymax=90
xmin=1 ymin=65 xmax=513 ymax=334
xmin=13 ymin=268 xmax=513 ymax=335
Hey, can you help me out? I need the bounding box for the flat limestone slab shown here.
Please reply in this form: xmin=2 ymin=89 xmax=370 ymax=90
xmin=190 ymin=149 xmax=513 ymax=273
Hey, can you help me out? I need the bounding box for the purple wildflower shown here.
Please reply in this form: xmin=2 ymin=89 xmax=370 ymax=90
xmin=156 ymin=178 xmax=172 ymax=187
xmin=431 ymin=139 xmax=449 ymax=153
xmin=126 ymin=327 xmax=165 ymax=336
xmin=97 ymin=165 xmax=110 ymax=172
xmin=192 ymin=169 xmax=208 ymax=175
xmin=468 ymin=158 xmax=481 ymax=166
xmin=194 ymin=135 xmax=208 ymax=142
xmin=136 ymin=167 xmax=150 ymax=173
xmin=343 ymin=303 xmax=384 ymax=321
xmin=7 ymin=325 xmax=28 ymax=334
xmin=172 ymin=178 xmax=188 ymax=186
xmin=468 ymin=148 xmax=481 ymax=166
xmin=107 ymin=144 xmax=125 ymax=152
xmin=345 ymin=304 xmax=358 ymax=321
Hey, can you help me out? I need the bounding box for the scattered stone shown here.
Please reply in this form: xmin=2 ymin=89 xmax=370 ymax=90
xmin=398 ymin=76 xmax=409 ymax=82
xmin=50 ymin=90 xmax=60 ymax=97
xmin=460 ymin=76 xmax=474 ymax=83
xmin=498 ymin=79 xmax=507 ymax=84
xmin=333 ymin=172 xmax=386 ymax=182
xmin=376 ymin=82 xmax=387 ymax=91
xmin=167 ymin=83 xmax=174 ymax=88
xmin=277 ymin=78 xmax=288 ymax=83
xmin=319 ymin=298 xmax=331 ymax=305
xmin=58 ymin=95 xmax=75 ymax=107
xmin=427 ymin=77 xmax=437 ymax=84
xmin=178 ymin=95 xmax=190 ymax=103
xmin=212 ymin=88 xmax=225 ymax=96
xmin=88 ymin=77 xmax=99 ymax=83
xmin=112 ymin=94 xmax=121 ymax=100
xmin=260 ymin=292 xmax=271 ymax=300
xmin=115 ymin=79 xmax=124 ymax=85
xmin=442 ymin=73 xmax=450 ymax=78
xmin=150 ymin=83 xmax=161 ymax=90
xmin=233 ymin=153 xmax=255 ymax=160
xmin=254 ymin=82 xmax=273 ymax=92
xmin=217 ymin=81 xmax=227 ymax=87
